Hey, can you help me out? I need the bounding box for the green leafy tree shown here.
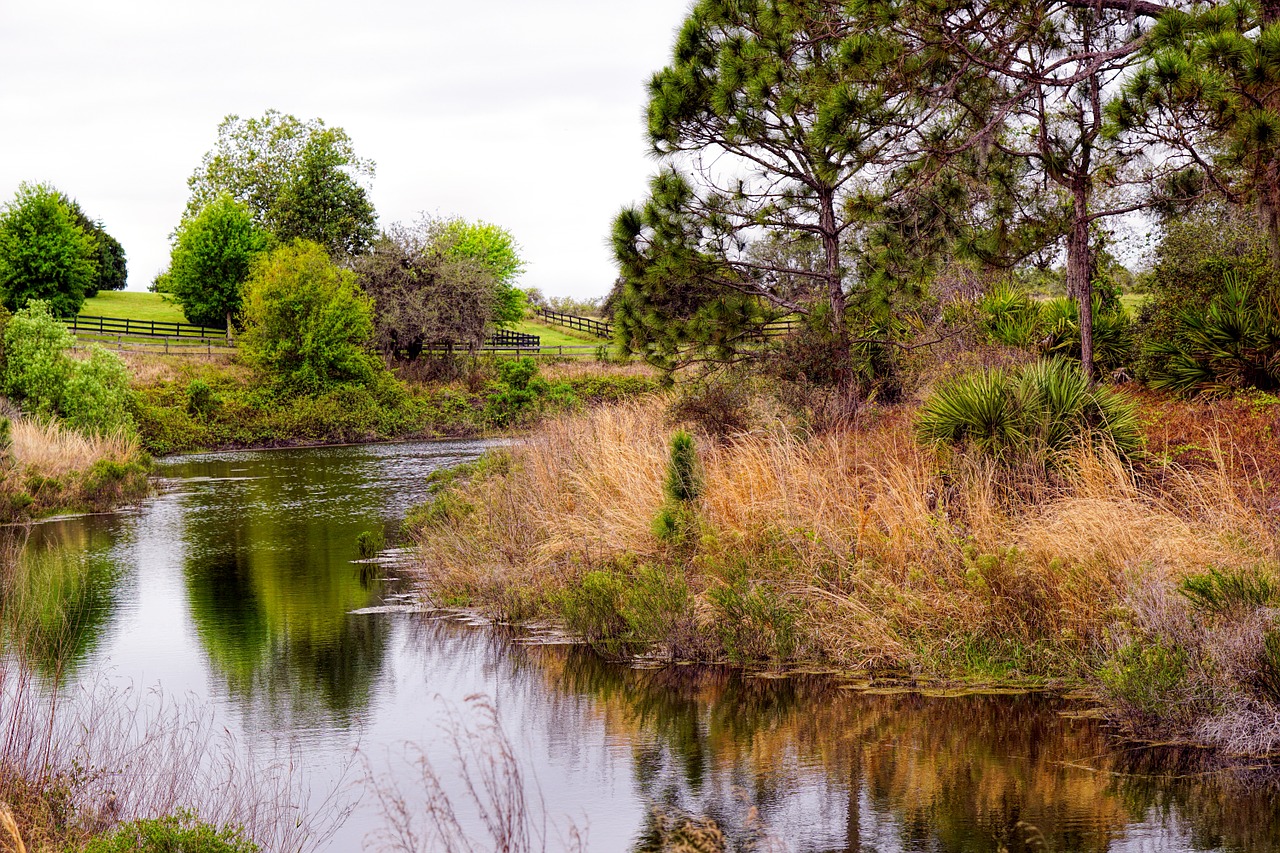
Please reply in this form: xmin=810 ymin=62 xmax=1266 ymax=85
xmin=434 ymin=218 xmax=527 ymax=327
xmin=167 ymin=194 xmax=270 ymax=331
xmin=3 ymin=299 xmax=74 ymax=415
xmin=0 ymin=182 xmax=98 ymax=317
xmin=62 ymin=196 xmax=128 ymax=295
xmin=240 ymin=240 xmax=379 ymax=392
xmin=187 ymin=110 xmax=378 ymax=257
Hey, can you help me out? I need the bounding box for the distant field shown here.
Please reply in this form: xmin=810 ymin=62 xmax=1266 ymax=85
xmin=80 ymin=291 xmax=187 ymax=324
xmin=513 ymin=319 xmax=606 ymax=348
xmin=77 ymin=294 xmax=607 ymax=347
xmin=1120 ymin=293 xmax=1150 ymax=317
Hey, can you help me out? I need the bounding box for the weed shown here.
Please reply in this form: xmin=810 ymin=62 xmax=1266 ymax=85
xmin=80 ymin=811 xmax=259 ymax=853
xmin=1179 ymin=567 xmax=1279 ymax=615
xmin=356 ymin=530 xmax=385 ymax=560
xmin=1099 ymin=638 xmax=1193 ymax=722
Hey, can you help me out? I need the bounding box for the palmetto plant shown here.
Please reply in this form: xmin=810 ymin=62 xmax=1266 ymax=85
xmin=917 ymin=358 xmax=1143 ymax=464
xmin=1147 ymin=274 xmax=1280 ymax=396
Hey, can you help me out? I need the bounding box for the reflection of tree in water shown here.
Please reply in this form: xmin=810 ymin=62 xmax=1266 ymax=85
xmin=179 ymin=462 xmax=391 ymax=727
xmin=1 ymin=519 xmax=124 ymax=680
xmin=527 ymin=648 xmax=1280 ymax=853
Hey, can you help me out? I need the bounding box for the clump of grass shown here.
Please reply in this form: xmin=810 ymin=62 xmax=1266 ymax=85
xmin=356 ymin=530 xmax=386 ymax=560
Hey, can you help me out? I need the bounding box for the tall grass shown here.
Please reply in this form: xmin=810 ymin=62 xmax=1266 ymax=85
xmin=10 ymin=418 xmax=140 ymax=480
xmin=410 ymin=394 xmax=1276 ymax=681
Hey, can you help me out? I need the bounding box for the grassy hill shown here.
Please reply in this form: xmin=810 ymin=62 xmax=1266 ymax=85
xmin=80 ymin=291 xmax=187 ymax=324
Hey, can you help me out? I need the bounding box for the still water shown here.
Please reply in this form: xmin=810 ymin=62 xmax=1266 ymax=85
xmin=10 ymin=441 xmax=1280 ymax=851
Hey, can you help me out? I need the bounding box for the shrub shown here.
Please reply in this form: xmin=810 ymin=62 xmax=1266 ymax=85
xmin=1145 ymin=275 xmax=1280 ymax=396
xmin=3 ymin=300 xmax=74 ymax=416
xmin=1136 ymin=205 xmax=1277 ymax=381
xmin=559 ymin=565 xmax=696 ymax=659
xmin=186 ymin=379 xmax=218 ymax=417
xmin=482 ymin=358 xmax=579 ymax=428
xmin=708 ymin=577 xmax=799 ymax=664
xmin=355 ymin=529 xmax=384 ymax=559
xmin=80 ymin=811 xmax=259 ymax=853
xmin=916 ymin=358 xmax=1143 ymax=465
xmin=1179 ymin=566 xmax=1279 ymax=615
xmin=1098 ymin=638 xmax=1192 ymax=721
xmin=1040 ymin=297 xmax=1133 ymax=376
xmin=61 ymin=346 xmax=135 ymax=436
xmin=979 ymin=283 xmax=1043 ymax=348
xmin=240 ymin=240 xmax=382 ymax=393
xmin=652 ymin=430 xmax=703 ymax=544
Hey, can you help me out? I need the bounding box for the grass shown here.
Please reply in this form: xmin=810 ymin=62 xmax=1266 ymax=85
xmin=510 ymin=319 xmax=605 ymax=347
xmin=407 ymin=391 xmax=1280 ymax=749
xmin=1 ymin=418 xmax=150 ymax=521
xmin=78 ymin=292 xmax=187 ymax=324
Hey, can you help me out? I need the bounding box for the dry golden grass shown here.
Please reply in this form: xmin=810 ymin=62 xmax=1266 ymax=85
xmin=9 ymin=418 xmax=139 ymax=481
xmin=412 ymin=394 xmax=1278 ymax=679
xmin=118 ymin=351 xmax=242 ymax=387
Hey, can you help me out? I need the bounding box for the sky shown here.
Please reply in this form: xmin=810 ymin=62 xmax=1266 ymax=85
xmin=0 ymin=0 xmax=693 ymax=299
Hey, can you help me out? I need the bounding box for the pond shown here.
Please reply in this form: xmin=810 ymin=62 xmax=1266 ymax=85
xmin=6 ymin=441 xmax=1280 ymax=852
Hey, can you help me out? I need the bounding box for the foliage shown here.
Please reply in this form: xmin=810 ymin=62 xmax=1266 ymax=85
xmin=917 ymin=359 xmax=1143 ymax=464
xmin=708 ymin=577 xmax=799 ymax=665
xmin=1180 ymin=567 xmax=1280 ymax=616
xmin=663 ymin=430 xmax=702 ymax=503
xmin=1112 ymin=6 xmax=1280 ymax=261
xmin=1040 ymin=297 xmax=1133 ymax=377
xmin=165 ymin=194 xmax=270 ymax=329
xmin=2 ymin=302 xmax=135 ymax=436
xmin=186 ymin=110 xmax=377 ymax=257
xmin=481 ymin=358 xmax=579 ymax=428
xmin=2 ymin=300 xmax=74 ymax=416
xmin=80 ymin=811 xmax=259 ymax=853
xmin=239 ymin=241 xmax=381 ymax=393
xmin=1099 ymin=638 xmax=1192 ymax=721
xmin=61 ymin=196 xmax=128 ymax=295
xmin=611 ymin=0 xmax=935 ymax=383
xmin=979 ymin=283 xmax=1044 ymax=349
xmin=0 ymin=182 xmax=98 ymax=317
xmin=559 ymin=565 xmax=695 ymax=659
xmin=353 ymin=223 xmax=498 ymax=358
xmin=434 ymin=218 xmax=527 ymax=327
xmin=1134 ymin=207 xmax=1277 ymax=382
xmin=61 ymin=345 xmax=135 ymax=436
xmin=1145 ymin=275 xmax=1280 ymax=397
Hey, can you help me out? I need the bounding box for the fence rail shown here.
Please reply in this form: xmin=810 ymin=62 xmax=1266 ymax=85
xmin=71 ymin=314 xmax=223 ymax=340
xmin=487 ymin=329 xmax=541 ymax=347
xmin=534 ymin=308 xmax=613 ymax=338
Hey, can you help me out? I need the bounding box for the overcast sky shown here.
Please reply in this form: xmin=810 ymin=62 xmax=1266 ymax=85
xmin=0 ymin=0 xmax=692 ymax=299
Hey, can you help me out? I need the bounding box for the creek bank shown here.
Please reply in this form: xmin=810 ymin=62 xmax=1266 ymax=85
xmin=126 ymin=354 xmax=658 ymax=455
xmin=406 ymin=393 xmax=1280 ymax=758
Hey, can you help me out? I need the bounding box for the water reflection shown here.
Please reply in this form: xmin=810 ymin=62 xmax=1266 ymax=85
xmin=1 ymin=520 xmax=124 ymax=680
xmin=166 ymin=444 xmax=485 ymax=726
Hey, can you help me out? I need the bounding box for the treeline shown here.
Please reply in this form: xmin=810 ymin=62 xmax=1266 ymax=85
xmin=609 ymin=0 xmax=1280 ymax=398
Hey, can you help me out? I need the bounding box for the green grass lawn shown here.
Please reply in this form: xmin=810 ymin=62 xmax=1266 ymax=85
xmin=512 ymin=319 xmax=606 ymax=347
xmin=1120 ymin=292 xmax=1150 ymax=317
xmin=80 ymin=291 xmax=188 ymax=324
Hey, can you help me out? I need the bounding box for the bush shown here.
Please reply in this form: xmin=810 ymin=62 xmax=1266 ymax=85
xmin=708 ymin=576 xmax=799 ymax=664
xmin=1136 ymin=206 xmax=1279 ymax=381
xmin=481 ymin=358 xmax=579 ymax=428
xmin=1145 ymin=275 xmax=1280 ymax=396
xmin=3 ymin=300 xmax=74 ymax=415
xmin=1179 ymin=566 xmax=1279 ymax=615
xmin=80 ymin=811 xmax=259 ymax=853
xmin=559 ymin=565 xmax=696 ymax=659
xmin=917 ymin=358 xmax=1143 ymax=465
xmin=1040 ymin=297 xmax=1133 ymax=376
xmin=1099 ymin=638 xmax=1193 ymax=722
xmin=240 ymin=240 xmax=382 ymax=393
xmin=61 ymin=345 xmax=134 ymax=435
xmin=186 ymin=379 xmax=218 ymax=417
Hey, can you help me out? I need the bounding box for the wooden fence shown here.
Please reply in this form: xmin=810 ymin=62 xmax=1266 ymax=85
xmin=534 ymin=308 xmax=613 ymax=338
xmin=71 ymin=314 xmax=224 ymax=340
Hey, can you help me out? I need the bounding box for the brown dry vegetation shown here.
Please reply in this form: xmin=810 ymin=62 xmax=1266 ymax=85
xmin=1 ymin=419 xmax=149 ymax=521
xmin=410 ymin=392 xmax=1280 ymax=751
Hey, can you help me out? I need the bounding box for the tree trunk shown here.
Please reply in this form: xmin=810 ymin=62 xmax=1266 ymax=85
xmin=819 ymin=189 xmax=852 ymax=385
xmin=225 ymin=310 xmax=234 ymax=347
xmin=1066 ymin=184 xmax=1095 ymax=382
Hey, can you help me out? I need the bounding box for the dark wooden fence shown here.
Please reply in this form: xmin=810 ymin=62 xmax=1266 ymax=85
xmin=71 ymin=314 xmax=223 ymax=340
xmin=487 ymin=329 xmax=541 ymax=347
xmin=534 ymin=308 xmax=613 ymax=338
